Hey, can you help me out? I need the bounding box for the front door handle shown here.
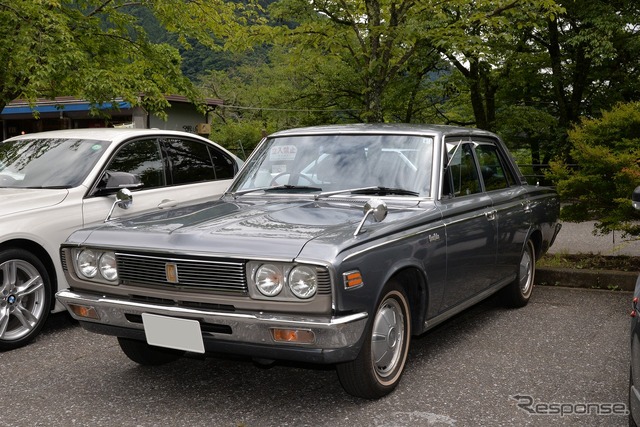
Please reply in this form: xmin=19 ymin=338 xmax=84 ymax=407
xmin=157 ymin=199 xmax=178 ymax=209
xmin=485 ymin=210 xmax=497 ymax=221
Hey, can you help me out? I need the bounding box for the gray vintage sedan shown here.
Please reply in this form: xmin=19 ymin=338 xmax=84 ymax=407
xmin=56 ymin=124 xmax=561 ymax=399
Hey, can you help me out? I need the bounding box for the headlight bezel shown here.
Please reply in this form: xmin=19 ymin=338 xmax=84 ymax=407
xmin=72 ymin=248 xmax=119 ymax=284
xmin=248 ymin=261 xmax=320 ymax=301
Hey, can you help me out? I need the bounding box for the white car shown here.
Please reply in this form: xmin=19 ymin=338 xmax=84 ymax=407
xmin=0 ymin=128 xmax=243 ymax=349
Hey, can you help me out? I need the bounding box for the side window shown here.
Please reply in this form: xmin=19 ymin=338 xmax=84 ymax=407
xmin=475 ymin=143 xmax=515 ymax=191
xmin=162 ymin=138 xmax=214 ymax=185
xmin=209 ymin=146 xmax=236 ymax=180
xmin=446 ymin=143 xmax=481 ymax=197
xmin=106 ymin=139 xmax=165 ymax=190
xmin=161 ymin=138 xmax=234 ymax=185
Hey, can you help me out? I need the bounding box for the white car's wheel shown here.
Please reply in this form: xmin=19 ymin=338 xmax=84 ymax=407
xmin=0 ymin=249 xmax=51 ymax=350
xmin=336 ymin=281 xmax=411 ymax=399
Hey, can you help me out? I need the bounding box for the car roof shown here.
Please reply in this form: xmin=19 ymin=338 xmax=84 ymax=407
xmin=3 ymin=128 xmax=211 ymax=144
xmin=268 ymin=123 xmax=498 ymax=139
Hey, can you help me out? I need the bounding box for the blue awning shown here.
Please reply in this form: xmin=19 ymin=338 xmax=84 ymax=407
xmin=1 ymin=101 xmax=132 ymax=115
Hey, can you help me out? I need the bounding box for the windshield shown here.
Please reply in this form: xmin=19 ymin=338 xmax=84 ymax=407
xmin=230 ymin=133 xmax=433 ymax=196
xmin=0 ymin=137 xmax=111 ymax=188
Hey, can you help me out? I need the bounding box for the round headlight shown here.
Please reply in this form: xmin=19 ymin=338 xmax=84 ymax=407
xmin=99 ymin=252 xmax=118 ymax=282
xmin=255 ymin=264 xmax=283 ymax=296
xmin=77 ymin=249 xmax=98 ymax=278
xmin=289 ymin=266 xmax=317 ymax=299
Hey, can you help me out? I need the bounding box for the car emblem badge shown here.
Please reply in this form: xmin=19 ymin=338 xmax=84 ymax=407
xmin=165 ymin=263 xmax=179 ymax=283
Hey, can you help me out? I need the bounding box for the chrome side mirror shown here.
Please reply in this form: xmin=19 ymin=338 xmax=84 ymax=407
xmin=104 ymin=188 xmax=134 ymax=222
xmin=354 ymin=198 xmax=388 ymax=236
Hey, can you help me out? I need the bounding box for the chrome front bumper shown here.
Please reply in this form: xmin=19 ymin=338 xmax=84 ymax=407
xmin=56 ymin=289 xmax=368 ymax=363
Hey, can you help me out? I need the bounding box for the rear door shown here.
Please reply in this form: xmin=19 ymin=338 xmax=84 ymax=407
xmin=474 ymin=138 xmax=530 ymax=280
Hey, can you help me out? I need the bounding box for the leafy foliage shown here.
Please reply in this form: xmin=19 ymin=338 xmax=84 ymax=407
xmin=548 ymin=101 xmax=640 ymax=236
xmin=0 ymin=0 xmax=245 ymax=116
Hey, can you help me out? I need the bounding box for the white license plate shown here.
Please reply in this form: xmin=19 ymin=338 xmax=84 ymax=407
xmin=142 ymin=313 xmax=205 ymax=353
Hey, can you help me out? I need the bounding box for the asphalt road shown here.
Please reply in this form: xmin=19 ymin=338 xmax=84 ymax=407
xmin=550 ymin=221 xmax=640 ymax=256
xmin=1 ymin=286 xmax=632 ymax=427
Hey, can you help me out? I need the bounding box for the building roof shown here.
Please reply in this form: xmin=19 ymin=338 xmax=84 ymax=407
xmin=0 ymin=96 xmax=222 ymax=118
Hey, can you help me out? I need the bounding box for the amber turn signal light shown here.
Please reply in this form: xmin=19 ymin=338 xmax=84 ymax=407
xmin=68 ymin=304 xmax=100 ymax=320
xmin=343 ymin=270 xmax=363 ymax=289
xmin=271 ymin=328 xmax=315 ymax=344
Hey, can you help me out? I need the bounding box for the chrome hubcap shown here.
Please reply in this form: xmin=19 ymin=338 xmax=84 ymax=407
xmin=371 ymin=297 xmax=405 ymax=378
xmin=519 ymin=244 xmax=534 ymax=297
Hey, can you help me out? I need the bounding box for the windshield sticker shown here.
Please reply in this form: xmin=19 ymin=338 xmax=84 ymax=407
xmin=270 ymin=145 xmax=297 ymax=161
xmin=91 ymin=144 xmax=103 ymax=151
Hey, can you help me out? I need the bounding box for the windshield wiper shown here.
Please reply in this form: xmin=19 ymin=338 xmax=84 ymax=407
xmin=351 ymin=186 xmax=420 ymax=196
xmin=264 ymin=185 xmax=323 ymax=192
xmin=315 ymin=186 xmax=419 ymax=199
xmin=24 ymin=185 xmax=72 ymax=189
xmin=228 ymin=185 xmax=322 ymax=198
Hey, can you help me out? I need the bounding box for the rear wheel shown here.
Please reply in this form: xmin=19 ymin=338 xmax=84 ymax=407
xmin=336 ymin=281 xmax=411 ymax=399
xmin=118 ymin=337 xmax=184 ymax=365
xmin=502 ymin=239 xmax=536 ymax=308
xmin=0 ymin=249 xmax=51 ymax=350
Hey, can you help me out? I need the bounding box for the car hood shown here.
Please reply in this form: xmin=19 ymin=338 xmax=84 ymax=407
xmin=70 ymin=197 xmax=435 ymax=261
xmin=0 ymin=188 xmax=70 ymax=217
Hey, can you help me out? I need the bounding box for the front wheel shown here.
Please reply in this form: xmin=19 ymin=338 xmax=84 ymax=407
xmin=118 ymin=337 xmax=184 ymax=365
xmin=336 ymin=281 xmax=411 ymax=399
xmin=0 ymin=249 xmax=52 ymax=350
xmin=502 ymin=239 xmax=536 ymax=308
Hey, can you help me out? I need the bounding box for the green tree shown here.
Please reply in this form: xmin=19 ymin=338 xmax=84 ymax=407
xmin=0 ymin=0 xmax=245 ymax=116
xmin=431 ymin=0 xmax=562 ymax=132
xmin=221 ymin=0 xmax=564 ymax=127
xmin=548 ymin=101 xmax=640 ymax=237
xmin=484 ymin=0 xmax=640 ymax=166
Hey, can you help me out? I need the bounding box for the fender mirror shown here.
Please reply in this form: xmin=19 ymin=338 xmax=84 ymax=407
xmin=104 ymin=188 xmax=134 ymax=222
xmin=354 ymin=198 xmax=388 ymax=236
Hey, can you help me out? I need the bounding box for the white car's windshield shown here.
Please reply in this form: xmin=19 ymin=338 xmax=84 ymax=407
xmin=230 ymin=134 xmax=433 ymax=196
xmin=0 ymin=137 xmax=111 ymax=188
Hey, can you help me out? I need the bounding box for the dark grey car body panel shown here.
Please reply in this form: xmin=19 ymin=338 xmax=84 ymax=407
xmin=57 ymin=124 xmax=561 ymax=364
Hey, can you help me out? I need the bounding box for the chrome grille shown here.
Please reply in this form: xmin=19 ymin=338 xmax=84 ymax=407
xmin=60 ymin=249 xmax=68 ymax=272
xmin=116 ymin=253 xmax=247 ymax=294
xmin=316 ymin=268 xmax=331 ymax=295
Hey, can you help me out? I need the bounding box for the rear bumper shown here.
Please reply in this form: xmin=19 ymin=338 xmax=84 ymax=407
xmin=56 ymin=289 xmax=368 ymax=364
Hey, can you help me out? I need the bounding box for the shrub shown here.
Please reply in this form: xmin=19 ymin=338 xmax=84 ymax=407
xmin=547 ymin=102 xmax=640 ymax=237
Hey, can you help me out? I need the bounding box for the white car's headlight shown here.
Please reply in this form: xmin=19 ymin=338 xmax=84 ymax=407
xmin=255 ymin=264 xmax=284 ymax=296
xmin=77 ymin=249 xmax=98 ymax=278
xmin=288 ymin=266 xmax=317 ymax=299
xmin=98 ymin=252 xmax=118 ymax=282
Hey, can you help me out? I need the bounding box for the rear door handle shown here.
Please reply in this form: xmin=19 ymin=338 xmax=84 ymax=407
xmin=485 ymin=210 xmax=497 ymax=221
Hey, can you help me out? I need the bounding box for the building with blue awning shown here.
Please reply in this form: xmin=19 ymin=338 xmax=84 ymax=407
xmin=1 ymin=96 xmax=221 ymax=140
